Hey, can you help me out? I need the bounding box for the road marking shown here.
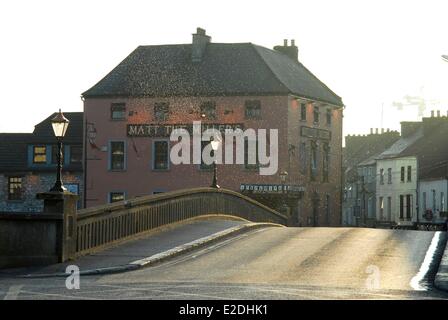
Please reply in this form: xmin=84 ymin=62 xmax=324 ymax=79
xmin=144 ymin=228 xmax=269 ymax=270
xmin=410 ymin=231 xmax=442 ymax=291
xmin=3 ymin=285 xmax=23 ymax=300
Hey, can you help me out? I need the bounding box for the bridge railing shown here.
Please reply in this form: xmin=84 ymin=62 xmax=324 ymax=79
xmin=75 ymin=187 xmax=286 ymax=256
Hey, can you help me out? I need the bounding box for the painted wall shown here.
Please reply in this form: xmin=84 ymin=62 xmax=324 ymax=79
xmin=84 ymin=95 xmax=343 ymax=226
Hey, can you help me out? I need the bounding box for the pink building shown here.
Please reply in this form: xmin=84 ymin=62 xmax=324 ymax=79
xmin=82 ymin=28 xmax=344 ymax=226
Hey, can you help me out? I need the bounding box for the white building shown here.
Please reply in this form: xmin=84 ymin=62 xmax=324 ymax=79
xmin=376 ymin=156 xmax=418 ymax=226
xmin=418 ymin=162 xmax=448 ymax=224
xmin=375 ymin=122 xmax=423 ymax=226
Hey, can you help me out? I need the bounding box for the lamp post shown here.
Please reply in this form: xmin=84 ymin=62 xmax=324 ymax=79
xmin=280 ymin=171 xmax=288 ymax=213
xmin=210 ymin=136 xmax=221 ymax=188
xmin=50 ymin=109 xmax=70 ymax=192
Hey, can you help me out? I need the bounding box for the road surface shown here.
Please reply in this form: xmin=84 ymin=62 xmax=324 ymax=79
xmin=0 ymin=227 xmax=447 ymax=299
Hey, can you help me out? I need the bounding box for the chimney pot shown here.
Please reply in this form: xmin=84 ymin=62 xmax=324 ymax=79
xmin=370 ymin=128 xmax=373 ymax=134
xmin=381 ymin=128 xmax=384 ymax=133
xmin=375 ymin=128 xmax=379 ymax=134
xmin=291 ymin=39 xmax=295 ymax=46
xmin=437 ymin=110 xmax=441 ymax=117
xmin=284 ymin=39 xmax=288 ymax=46
xmin=431 ymin=110 xmax=434 ymax=117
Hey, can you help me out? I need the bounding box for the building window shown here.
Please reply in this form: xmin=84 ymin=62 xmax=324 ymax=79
xmin=300 ymin=103 xmax=307 ymax=121
xmin=406 ymin=194 xmax=412 ymax=219
xmin=51 ymin=145 xmax=64 ymax=164
xmin=8 ymin=177 xmax=22 ymax=201
xmin=244 ymin=100 xmax=261 ymax=119
xmin=399 ymin=195 xmax=404 ymax=219
xmin=322 ymin=143 xmax=330 ymax=182
xmin=70 ymin=145 xmax=82 ymax=164
xmin=379 ymin=197 xmax=384 ymax=219
xmin=110 ymin=141 xmax=125 ymax=170
xmin=111 ymin=103 xmax=126 ymax=120
xmin=313 ymin=106 xmax=319 ymax=124
xmin=387 ymin=168 xmax=392 ymax=184
xmin=407 ymin=166 xmax=412 ymax=182
xmin=441 ymin=192 xmax=445 ymax=212
xmin=299 ymin=142 xmax=307 ymax=175
xmin=432 ymin=190 xmax=436 ymax=212
xmin=154 ymin=102 xmax=169 ymax=121
xmin=379 ymin=168 xmax=384 ymax=185
xmin=326 ymin=109 xmax=332 ymax=125
xmin=422 ymin=192 xmax=427 ymax=210
xmin=325 ymin=194 xmax=331 ymax=225
xmin=310 ymin=141 xmax=318 ymax=180
xmin=109 ymin=192 xmax=125 ymax=203
xmin=400 ymin=166 xmax=405 ymax=182
xmin=153 ymin=140 xmax=169 ymax=170
xmin=33 ymin=146 xmax=47 ymax=163
xmin=387 ymin=197 xmax=392 ymax=220
xmin=200 ymin=101 xmax=216 ymax=120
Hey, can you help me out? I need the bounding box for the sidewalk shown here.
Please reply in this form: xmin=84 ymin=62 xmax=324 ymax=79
xmin=0 ymin=218 xmax=279 ymax=278
xmin=435 ymin=233 xmax=448 ymax=292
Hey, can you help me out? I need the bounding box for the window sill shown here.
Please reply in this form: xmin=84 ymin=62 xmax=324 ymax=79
xmin=110 ymin=118 xmax=127 ymax=121
xmin=152 ymin=168 xmax=170 ymax=172
xmin=109 ymin=169 xmax=127 ymax=172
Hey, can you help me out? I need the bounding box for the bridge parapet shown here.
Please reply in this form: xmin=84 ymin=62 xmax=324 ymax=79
xmin=75 ymin=188 xmax=286 ymax=256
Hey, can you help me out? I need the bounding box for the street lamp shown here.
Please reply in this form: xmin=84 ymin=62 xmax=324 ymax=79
xmin=50 ymin=109 xmax=70 ymax=192
xmin=442 ymin=55 xmax=448 ymax=62
xmin=210 ymin=136 xmax=221 ymax=188
xmin=280 ymin=171 xmax=288 ymax=213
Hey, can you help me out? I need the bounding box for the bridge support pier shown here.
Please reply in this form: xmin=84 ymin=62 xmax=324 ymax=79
xmin=36 ymin=191 xmax=78 ymax=263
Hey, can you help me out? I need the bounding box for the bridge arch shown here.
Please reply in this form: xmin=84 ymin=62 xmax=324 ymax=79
xmin=76 ymin=187 xmax=286 ymax=256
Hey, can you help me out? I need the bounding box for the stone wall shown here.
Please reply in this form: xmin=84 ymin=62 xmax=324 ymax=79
xmin=0 ymin=172 xmax=83 ymax=212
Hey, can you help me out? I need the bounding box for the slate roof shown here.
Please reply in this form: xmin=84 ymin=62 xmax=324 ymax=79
xmin=0 ymin=112 xmax=83 ymax=172
xmin=31 ymin=112 xmax=83 ymax=144
xmin=376 ymin=127 xmax=424 ymax=160
xmin=376 ymin=117 xmax=448 ymax=179
xmin=0 ymin=133 xmax=32 ymax=172
xmin=82 ymin=43 xmax=343 ymax=106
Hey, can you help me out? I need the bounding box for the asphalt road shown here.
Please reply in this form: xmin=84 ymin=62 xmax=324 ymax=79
xmin=1 ymin=227 xmax=447 ymax=300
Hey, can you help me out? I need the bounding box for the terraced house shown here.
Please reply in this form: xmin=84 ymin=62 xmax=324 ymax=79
xmin=82 ymin=28 xmax=344 ymax=226
xmin=0 ymin=112 xmax=83 ymax=212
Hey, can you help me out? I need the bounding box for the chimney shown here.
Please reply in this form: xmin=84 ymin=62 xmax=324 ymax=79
xmin=381 ymin=128 xmax=384 ymax=134
xmin=437 ymin=110 xmax=441 ymax=117
xmin=370 ymin=128 xmax=373 ymax=134
xmin=274 ymin=38 xmax=299 ymax=61
xmin=192 ymin=27 xmax=211 ymax=63
xmin=375 ymin=128 xmax=378 ymax=134
xmin=431 ymin=110 xmax=434 ymax=117
xmin=401 ymin=121 xmax=421 ymax=138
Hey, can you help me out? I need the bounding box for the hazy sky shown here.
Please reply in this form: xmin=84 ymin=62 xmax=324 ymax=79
xmin=1 ymin=0 xmax=448 ymax=136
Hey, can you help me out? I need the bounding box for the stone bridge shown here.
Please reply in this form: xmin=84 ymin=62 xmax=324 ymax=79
xmin=0 ymin=187 xmax=286 ymax=268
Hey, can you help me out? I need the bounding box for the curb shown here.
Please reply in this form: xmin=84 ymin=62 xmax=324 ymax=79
xmin=434 ymin=233 xmax=448 ymax=292
xmin=19 ymin=222 xmax=281 ymax=278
